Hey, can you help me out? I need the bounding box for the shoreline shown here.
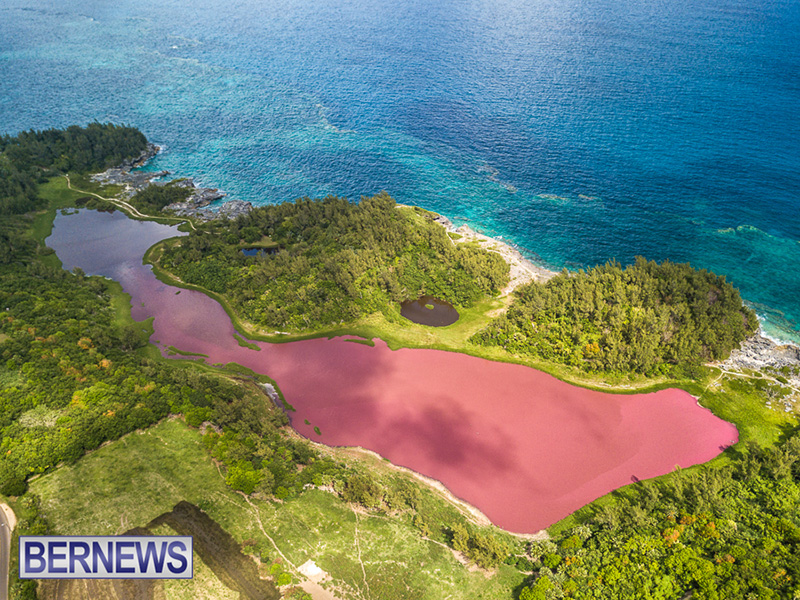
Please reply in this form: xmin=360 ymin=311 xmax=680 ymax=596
xmin=56 ymin=164 xmax=796 ymax=541
xmin=432 ymin=216 xmax=558 ymax=295
xmin=121 ymin=149 xmax=559 ymax=293
xmin=91 ymin=143 xmax=253 ymax=221
xmin=303 ymin=436 xmax=551 ymax=540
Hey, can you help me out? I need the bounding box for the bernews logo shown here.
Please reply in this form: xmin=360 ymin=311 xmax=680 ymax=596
xmin=19 ymin=536 xmax=193 ymax=579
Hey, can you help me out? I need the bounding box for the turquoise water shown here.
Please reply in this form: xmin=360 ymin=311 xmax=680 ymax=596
xmin=3 ymin=0 xmax=799 ymax=343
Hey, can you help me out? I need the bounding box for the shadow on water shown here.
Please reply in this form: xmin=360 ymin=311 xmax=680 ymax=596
xmin=374 ymin=400 xmax=516 ymax=479
xmin=46 ymin=209 xmax=741 ymax=533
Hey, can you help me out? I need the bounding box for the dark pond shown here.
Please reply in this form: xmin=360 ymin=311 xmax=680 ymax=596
xmin=400 ymin=296 xmax=459 ymax=326
xmin=241 ymin=246 xmax=279 ymax=256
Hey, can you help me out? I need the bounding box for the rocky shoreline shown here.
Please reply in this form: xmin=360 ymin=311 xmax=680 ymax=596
xmin=715 ymin=333 xmax=800 ymax=384
xmin=430 ymin=213 xmax=557 ymax=295
xmin=91 ymin=143 xmax=253 ymax=221
xmin=428 ymin=213 xmax=800 ymax=383
xmin=93 ymin=148 xmax=799 ymax=378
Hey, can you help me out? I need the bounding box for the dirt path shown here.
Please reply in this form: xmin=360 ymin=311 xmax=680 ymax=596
xmin=351 ymin=509 xmax=371 ymax=600
xmin=0 ymin=504 xmax=14 ymax=600
xmin=242 ymin=496 xmax=347 ymax=600
xmin=64 ymin=175 xmax=196 ymax=231
xmin=710 ymin=366 xmax=800 ymax=396
xmin=242 ymin=496 xmax=295 ymax=569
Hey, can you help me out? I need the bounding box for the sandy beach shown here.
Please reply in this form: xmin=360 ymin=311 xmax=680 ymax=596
xmin=427 ymin=213 xmax=558 ymax=295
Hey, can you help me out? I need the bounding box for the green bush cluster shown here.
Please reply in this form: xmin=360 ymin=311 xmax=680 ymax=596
xmin=7 ymin=494 xmax=49 ymax=600
xmin=159 ymin=194 xmax=509 ymax=330
xmin=472 ymin=257 xmax=757 ymax=374
xmin=201 ymin=418 xmax=346 ymax=499
xmin=450 ymin=521 xmax=511 ymax=569
xmin=0 ymin=264 xmax=173 ymax=494
xmin=129 ymin=182 xmax=191 ymax=213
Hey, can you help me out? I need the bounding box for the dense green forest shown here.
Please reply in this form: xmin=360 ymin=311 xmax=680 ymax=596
xmin=0 ymin=126 xmax=353 ymax=597
xmin=520 ymin=430 xmax=800 ymax=599
xmin=0 ymin=123 xmax=147 ymax=215
xmin=0 ymin=259 xmax=346 ymax=500
xmin=157 ymin=194 xmax=510 ymax=330
xmin=472 ymin=258 xmax=758 ymax=375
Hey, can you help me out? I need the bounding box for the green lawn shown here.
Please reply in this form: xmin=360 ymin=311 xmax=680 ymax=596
xmin=31 ymin=419 xmax=524 ymax=600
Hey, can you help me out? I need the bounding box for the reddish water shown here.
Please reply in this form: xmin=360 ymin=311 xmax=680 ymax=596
xmin=49 ymin=210 xmax=738 ymax=533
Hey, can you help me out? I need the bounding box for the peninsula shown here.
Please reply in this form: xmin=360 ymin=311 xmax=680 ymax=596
xmin=1 ymin=124 xmax=798 ymax=600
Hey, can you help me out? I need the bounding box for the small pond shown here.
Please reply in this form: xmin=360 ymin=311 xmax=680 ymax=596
xmin=400 ymin=296 xmax=459 ymax=326
xmin=241 ymin=246 xmax=279 ymax=257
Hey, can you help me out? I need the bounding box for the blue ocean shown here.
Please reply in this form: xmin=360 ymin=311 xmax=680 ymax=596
xmin=2 ymin=0 xmax=799 ymax=343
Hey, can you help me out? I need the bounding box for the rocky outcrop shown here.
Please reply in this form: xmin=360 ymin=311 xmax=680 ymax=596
xmin=433 ymin=214 xmax=454 ymax=230
xmin=716 ymin=334 xmax=800 ymax=399
xmin=91 ymin=143 xmax=168 ymax=195
xmin=721 ymin=335 xmax=800 ymax=371
xmin=91 ymin=167 xmax=170 ymax=195
xmin=91 ymin=144 xmax=253 ymax=221
xmin=168 ymin=197 xmax=253 ymax=221
xmin=122 ymin=142 xmax=160 ymax=169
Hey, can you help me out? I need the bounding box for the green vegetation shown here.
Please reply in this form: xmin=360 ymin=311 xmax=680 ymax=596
xmin=0 ymin=123 xmax=146 ymax=216
xmin=157 ymin=193 xmax=510 ymax=330
xmin=30 ymin=419 xmax=525 ymax=600
xmin=6 ymin=494 xmax=49 ymax=600
xmin=3 ymin=123 xmax=799 ymax=600
xmin=519 ymin=429 xmax=800 ymax=600
xmin=473 ymin=258 xmax=758 ymax=375
xmin=130 ymin=181 xmax=191 ymax=213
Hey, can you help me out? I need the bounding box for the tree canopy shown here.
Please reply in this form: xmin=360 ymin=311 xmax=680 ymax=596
xmin=519 ymin=430 xmax=800 ymax=600
xmin=472 ymin=258 xmax=757 ymax=375
xmin=158 ymin=194 xmax=510 ymax=331
xmin=0 ymin=122 xmax=147 ymax=215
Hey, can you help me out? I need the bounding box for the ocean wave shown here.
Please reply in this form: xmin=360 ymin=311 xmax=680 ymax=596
xmin=749 ymin=307 xmax=800 ymax=348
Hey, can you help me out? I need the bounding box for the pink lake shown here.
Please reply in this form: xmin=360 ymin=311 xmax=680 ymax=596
xmin=49 ymin=210 xmax=738 ymax=533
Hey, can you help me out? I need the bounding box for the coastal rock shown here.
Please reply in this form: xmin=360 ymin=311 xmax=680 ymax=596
xmin=92 ymin=143 xmax=252 ymax=221
xmin=121 ymin=143 xmax=160 ymax=170
xmin=91 ymin=168 xmax=170 ymax=196
xmin=720 ymin=335 xmax=800 ymax=371
xmin=166 ymin=198 xmax=253 ymax=221
xmin=433 ymin=214 xmax=454 ymax=230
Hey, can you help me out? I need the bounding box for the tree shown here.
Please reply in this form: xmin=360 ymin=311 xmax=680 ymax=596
xmin=342 ymin=474 xmax=383 ymax=509
xmin=225 ymin=462 xmax=261 ymax=495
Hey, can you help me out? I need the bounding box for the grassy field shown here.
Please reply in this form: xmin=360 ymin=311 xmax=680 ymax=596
xmin=30 ymin=419 xmax=525 ymax=600
xmin=158 ymin=526 xmax=240 ymax=600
